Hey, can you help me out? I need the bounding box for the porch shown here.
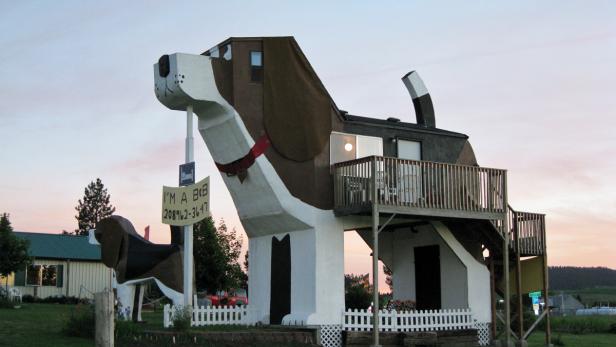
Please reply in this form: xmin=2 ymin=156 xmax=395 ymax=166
xmin=332 ymin=156 xmax=549 ymax=345
xmin=332 ymin=156 xmax=507 ymax=221
xmin=332 ymin=156 xmax=546 ymax=256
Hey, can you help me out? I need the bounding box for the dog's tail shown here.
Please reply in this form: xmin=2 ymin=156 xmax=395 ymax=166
xmin=402 ymin=71 xmax=435 ymax=128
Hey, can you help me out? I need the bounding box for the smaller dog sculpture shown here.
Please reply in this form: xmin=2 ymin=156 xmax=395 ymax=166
xmin=89 ymin=215 xmax=184 ymax=321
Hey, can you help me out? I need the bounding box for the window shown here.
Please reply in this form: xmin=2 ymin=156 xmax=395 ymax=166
xmin=41 ymin=265 xmax=57 ymax=286
xmin=330 ymin=132 xmax=383 ymax=165
xmin=330 ymin=133 xmax=356 ymax=164
xmin=250 ymin=51 xmax=263 ymax=82
xmin=26 ymin=264 xmax=59 ymax=286
xmin=26 ymin=265 xmax=41 ymax=286
xmin=397 ymin=139 xmax=422 ymax=160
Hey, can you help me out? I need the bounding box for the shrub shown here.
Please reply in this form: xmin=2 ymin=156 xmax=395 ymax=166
xmin=553 ymin=334 xmax=565 ymax=346
xmin=62 ymin=304 xmax=95 ymax=338
xmin=345 ymin=285 xmax=372 ymax=310
xmin=22 ymin=295 xmax=89 ymax=305
xmin=115 ymin=319 xmax=141 ymax=341
xmin=22 ymin=294 xmax=38 ymax=303
xmin=546 ymin=315 xmax=616 ymax=334
xmin=0 ymin=296 xmax=14 ymax=309
xmin=522 ymin=309 xmax=538 ymax=331
xmin=386 ymin=300 xmax=416 ymax=312
xmin=172 ymin=306 xmax=192 ymax=331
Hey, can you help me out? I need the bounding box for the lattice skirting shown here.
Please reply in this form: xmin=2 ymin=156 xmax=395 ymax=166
xmin=320 ymin=324 xmax=342 ymax=347
xmin=474 ymin=321 xmax=491 ymax=346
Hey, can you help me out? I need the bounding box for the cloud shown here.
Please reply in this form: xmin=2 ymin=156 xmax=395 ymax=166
xmin=112 ymin=139 xmax=183 ymax=173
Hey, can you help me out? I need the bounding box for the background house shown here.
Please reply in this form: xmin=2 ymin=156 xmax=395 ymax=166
xmin=549 ymin=294 xmax=585 ymax=316
xmin=5 ymin=232 xmax=110 ymax=299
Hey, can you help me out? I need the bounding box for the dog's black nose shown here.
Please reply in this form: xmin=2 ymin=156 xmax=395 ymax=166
xmin=158 ymin=55 xmax=170 ymax=77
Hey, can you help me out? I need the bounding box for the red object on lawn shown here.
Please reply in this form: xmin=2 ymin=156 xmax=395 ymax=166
xmin=207 ymin=289 xmax=248 ymax=306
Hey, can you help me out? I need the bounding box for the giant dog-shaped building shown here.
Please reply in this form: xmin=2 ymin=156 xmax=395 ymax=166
xmin=153 ymin=37 xmax=534 ymax=328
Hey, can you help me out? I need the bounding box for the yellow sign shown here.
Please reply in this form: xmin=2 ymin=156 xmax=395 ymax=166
xmin=498 ymin=255 xmax=545 ymax=295
xmin=162 ymin=176 xmax=210 ymax=226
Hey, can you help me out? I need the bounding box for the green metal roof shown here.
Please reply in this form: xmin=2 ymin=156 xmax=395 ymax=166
xmin=14 ymin=232 xmax=101 ymax=261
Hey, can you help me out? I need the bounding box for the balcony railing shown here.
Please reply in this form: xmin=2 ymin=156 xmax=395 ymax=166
xmin=510 ymin=210 xmax=546 ymax=256
xmin=491 ymin=207 xmax=546 ymax=256
xmin=333 ymin=156 xmax=507 ymax=220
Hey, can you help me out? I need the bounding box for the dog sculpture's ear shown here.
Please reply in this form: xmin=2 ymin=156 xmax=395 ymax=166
xmin=96 ymin=216 xmax=131 ymax=268
xmin=96 ymin=217 xmax=124 ymax=268
xmin=262 ymin=37 xmax=334 ymax=162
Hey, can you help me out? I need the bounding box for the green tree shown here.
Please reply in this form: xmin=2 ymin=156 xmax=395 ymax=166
xmin=193 ymin=217 xmax=246 ymax=294
xmin=74 ymin=178 xmax=115 ymax=235
xmin=383 ymin=264 xmax=393 ymax=293
xmin=345 ymin=273 xmax=372 ymax=310
xmin=0 ymin=213 xmax=31 ymax=292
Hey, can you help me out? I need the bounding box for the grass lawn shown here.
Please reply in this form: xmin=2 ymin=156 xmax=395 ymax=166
xmin=0 ymin=303 xmax=92 ymax=347
xmin=4 ymin=303 xmax=616 ymax=346
xmin=0 ymin=304 xmax=308 ymax=347
xmin=527 ymin=331 xmax=616 ymax=347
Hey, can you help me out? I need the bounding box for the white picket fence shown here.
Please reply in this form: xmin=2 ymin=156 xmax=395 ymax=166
xmin=163 ymin=304 xmax=258 ymax=328
xmin=343 ymin=308 xmax=474 ymax=332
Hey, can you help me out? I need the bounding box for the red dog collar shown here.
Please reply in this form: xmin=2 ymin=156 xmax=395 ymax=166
xmin=215 ymin=134 xmax=270 ymax=177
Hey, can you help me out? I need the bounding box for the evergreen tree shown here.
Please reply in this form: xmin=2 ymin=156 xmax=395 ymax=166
xmin=0 ymin=213 xmax=31 ymax=291
xmin=345 ymin=273 xmax=372 ymax=310
xmin=193 ymin=217 xmax=246 ymax=293
xmin=74 ymin=178 xmax=115 ymax=235
xmin=383 ymin=264 xmax=393 ymax=293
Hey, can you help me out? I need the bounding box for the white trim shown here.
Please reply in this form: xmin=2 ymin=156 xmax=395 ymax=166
xmin=402 ymin=71 xmax=428 ymax=98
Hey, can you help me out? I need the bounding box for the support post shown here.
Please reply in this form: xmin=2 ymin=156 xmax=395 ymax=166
xmin=514 ymin=214 xmax=524 ymax=341
xmin=542 ymin=217 xmax=551 ymax=346
xmin=503 ymin=174 xmax=511 ymax=346
xmin=95 ymin=290 xmax=114 ymax=347
xmin=183 ymin=105 xmax=194 ymax=308
xmin=489 ymin=258 xmax=497 ymax=339
xmin=371 ymin=156 xmax=380 ymax=347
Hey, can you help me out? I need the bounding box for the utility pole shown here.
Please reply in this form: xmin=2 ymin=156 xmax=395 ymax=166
xmin=183 ymin=105 xmax=194 ymax=307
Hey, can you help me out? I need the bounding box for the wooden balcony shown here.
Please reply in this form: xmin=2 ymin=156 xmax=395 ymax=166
xmin=332 ymin=156 xmax=508 ymax=220
xmin=509 ymin=209 xmax=546 ymax=256
xmin=332 ymin=156 xmax=547 ymax=256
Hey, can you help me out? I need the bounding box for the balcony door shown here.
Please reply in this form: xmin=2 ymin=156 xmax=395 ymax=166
xmin=330 ymin=132 xmax=383 ymax=165
xmin=397 ymin=140 xmax=422 ymax=204
xmin=331 ymin=132 xmax=383 ymax=204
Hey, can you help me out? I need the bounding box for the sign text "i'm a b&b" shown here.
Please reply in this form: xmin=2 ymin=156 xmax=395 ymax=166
xmin=162 ymin=176 xmax=210 ymax=226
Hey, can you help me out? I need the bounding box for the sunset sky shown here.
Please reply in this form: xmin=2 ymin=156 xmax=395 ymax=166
xmin=1 ymin=1 xmax=615 ymax=288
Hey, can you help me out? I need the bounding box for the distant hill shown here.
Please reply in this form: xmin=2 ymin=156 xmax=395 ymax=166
xmin=549 ymin=266 xmax=616 ymax=290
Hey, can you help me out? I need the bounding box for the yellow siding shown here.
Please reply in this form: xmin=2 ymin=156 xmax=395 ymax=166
xmin=1 ymin=274 xmax=14 ymax=287
xmin=11 ymin=259 xmax=110 ymax=299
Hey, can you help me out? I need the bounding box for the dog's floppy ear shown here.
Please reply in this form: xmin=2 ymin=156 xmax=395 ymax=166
xmin=263 ymin=37 xmax=333 ymax=162
xmin=96 ymin=216 xmax=127 ymax=268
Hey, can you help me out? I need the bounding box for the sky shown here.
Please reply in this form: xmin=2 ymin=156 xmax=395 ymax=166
xmin=1 ymin=1 xmax=615 ymax=289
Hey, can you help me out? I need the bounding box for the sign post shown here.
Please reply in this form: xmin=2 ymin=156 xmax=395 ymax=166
xmin=161 ymin=106 xmax=211 ymax=310
xmin=183 ymin=105 xmax=194 ymax=308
